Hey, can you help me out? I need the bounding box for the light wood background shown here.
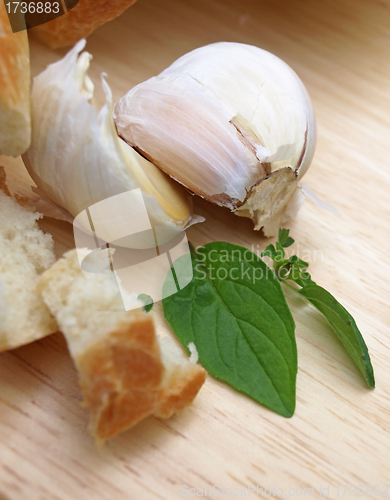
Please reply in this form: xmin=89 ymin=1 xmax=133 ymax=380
xmin=1 ymin=0 xmax=390 ymax=498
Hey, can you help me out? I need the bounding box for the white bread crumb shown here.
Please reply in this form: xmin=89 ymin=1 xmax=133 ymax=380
xmin=188 ymin=342 xmax=199 ymax=364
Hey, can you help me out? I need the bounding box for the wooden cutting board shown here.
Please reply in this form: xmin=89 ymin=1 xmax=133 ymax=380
xmin=1 ymin=0 xmax=389 ymax=498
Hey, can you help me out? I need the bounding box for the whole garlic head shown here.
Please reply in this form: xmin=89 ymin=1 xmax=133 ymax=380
xmin=114 ymin=42 xmax=316 ymax=236
xmin=23 ymin=40 xmax=197 ymax=245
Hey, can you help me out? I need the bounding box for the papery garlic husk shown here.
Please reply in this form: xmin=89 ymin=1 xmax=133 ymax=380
xmin=23 ymin=40 xmax=198 ymax=249
xmin=114 ymin=42 xmax=316 ymax=236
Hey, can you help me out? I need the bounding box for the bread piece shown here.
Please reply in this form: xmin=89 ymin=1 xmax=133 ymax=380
xmin=38 ymin=249 xmax=206 ymax=443
xmin=0 ymin=2 xmax=31 ymax=157
xmin=31 ymin=0 xmax=137 ymax=49
xmin=0 ymin=186 xmax=57 ymax=352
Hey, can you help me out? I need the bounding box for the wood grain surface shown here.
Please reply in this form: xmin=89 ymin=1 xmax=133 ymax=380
xmin=1 ymin=0 xmax=390 ymax=498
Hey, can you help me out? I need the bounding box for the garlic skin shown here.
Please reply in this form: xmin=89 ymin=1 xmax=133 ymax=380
xmin=23 ymin=40 xmax=195 ymax=245
xmin=114 ymin=42 xmax=316 ymax=236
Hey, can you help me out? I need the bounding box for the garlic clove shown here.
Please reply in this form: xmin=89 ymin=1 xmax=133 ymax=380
xmin=23 ymin=40 xmax=196 ymax=246
xmin=115 ymin=78 xmax=268 ymax=208
xmin=114 ymin=42 xmax=316 ymax=235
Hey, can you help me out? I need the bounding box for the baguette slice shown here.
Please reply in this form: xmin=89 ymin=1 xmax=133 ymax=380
xmin=0 ymin=184 xmax=57 ymax=352
xmin=38 ymin=249 xmax=206 ymax=444
xmin=31 ymin=0 xmax=137 ymax=49
xmin=0 ymin=2 xmax=31 ymax=157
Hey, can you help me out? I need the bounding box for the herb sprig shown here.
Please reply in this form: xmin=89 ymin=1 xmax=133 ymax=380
xmin=262 ymin=229 xmax=375 ymax=388
xmin=162 ymin=230 xmax=375 ymax=419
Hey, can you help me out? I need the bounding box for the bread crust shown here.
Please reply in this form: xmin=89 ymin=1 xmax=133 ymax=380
xmin=156 ymin=365 xmax=207 ymax=419
xmin=0 ymin=167 xmax=11 ymax=196
xmin=74 ymin=313 xmax=206 ymax=444
xmin=31 ymin=0 xmax=137 ymax=48
xmin=76 ymin=313 xmax=164 ymax=442
xmin=0 ymin=2 xmax=31 ymax=157
xmin=76 ymin=316 xmax=206 ymax=444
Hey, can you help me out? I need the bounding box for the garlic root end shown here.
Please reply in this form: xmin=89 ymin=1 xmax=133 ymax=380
xmin=233 ymin=168 xmax=298 ymax=237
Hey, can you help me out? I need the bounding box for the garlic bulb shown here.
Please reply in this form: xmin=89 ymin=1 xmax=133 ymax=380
xmin=23 ymin=40 xmax=196 ymax=246
xmin=114 ymin=42 xmax=316 ymax=236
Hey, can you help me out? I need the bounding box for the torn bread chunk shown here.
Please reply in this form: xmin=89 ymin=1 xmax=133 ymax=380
xmin=38 ymin=249 xmax=206 ymax=443
xmin=0 ymin=2 xmax=31 ymax=157
xmin=0 ymin=187 xmax=57 ymax=352
xmin=31 ymin=0 xmax=138 ymax=49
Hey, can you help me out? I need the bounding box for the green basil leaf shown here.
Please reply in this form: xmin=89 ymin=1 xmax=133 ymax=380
xmin=299 ymin=284 xmax=375 ymax=388
xmin=162 ymin=242 xmax=297 ymax=417
xmin=263 ymin=228 xmax=375 ymax=388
